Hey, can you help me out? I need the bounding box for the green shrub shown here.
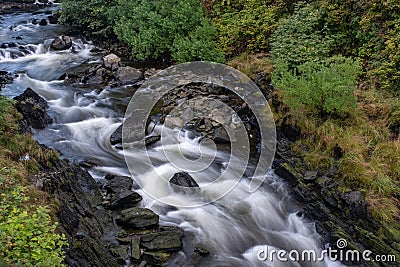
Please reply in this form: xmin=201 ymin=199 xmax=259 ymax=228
xmin=270 ymin=3 xmax=337 ymax=70
xmin=212 ymin=0 xmax=280 ymax=57
xmin=0 ymin=170 xmax=66 ymax=267
xmin=272 ymin=56 xmax=360 ymax=116
xmin=114 ymin=0 xmax=223 ymax=62
xmin=59 ymin=0 xmax=116 ymax=35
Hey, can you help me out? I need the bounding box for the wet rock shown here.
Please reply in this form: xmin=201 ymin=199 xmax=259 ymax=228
xmin=64 ymin=73 xmax=80 ymax=85
xmin=213 ymin=127 xmax=230 ymax=143
xmin=110 ymin=246 xmax=129 ymax=264
xmin=47 ymin=15 xmax=58 ymax=24
xmin=110 ymin=124 xmax=122 ymax=145
xmin=170 ymin=172 xmax=199 ymax=188
xmin=343 ymin=191 xmax=367 ymax=220
xmin=142 ymin=251 xmax=171 ymax=266
xmin=117 ymin=207 xmax=159 ymax=229
xmin=109 ymin=190 xmax=142 ymax=210
xmin=115 ymin=66 xmax=144 ymax=85
xmin=141 ymin=230 xmax=183 ymax=251
xmin=0 ymin=70 xmax=13 ymax=89
xmin=105 ymin=175 xmax=133 ymax=193
xmin=131 ymin=237 xmax=141 ymax=260
xmin=51 ymin=35 xmax=72 ymax=51
xmin=13 ymin=88 xmax=52 ymax=129
xmin=32 ymin=18 xmax=39 ymax=25
xmin=145 ymin=135 xmax=161 ymax=147
xmin=103 ymin=53 xmax=121 ymax=71
xmin=38 ymin=18 xmax=47 ymax=26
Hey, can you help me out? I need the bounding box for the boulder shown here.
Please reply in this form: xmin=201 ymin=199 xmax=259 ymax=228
xmin=140 ymin=230 xmax=183 ymax=251
xmin=109 ymin=190 xmax=142 ymax=210
xmin=145 ymin=135 xmax=161 ymax=147
xmin=115 ymin=66 xmax=144 ymax=85
xmin=38 ymin=18 xmax=47 ymax=26
xmin=103 ymin=53 xmax=121 ymax=71
xmin=142 ymin=251 xmax=171 ymax=266
xmin=104 ymin=175 xmax=133 ymax=193
xmin=169 ymin=172 xmax=199 ymax=188
xmin=14 ymin=88 xmax=52 ymax=129
xmin=47 ymin=15 xmax=58 ymax=24
xmin=110 ymin=124 xmax=123 ymax=145
xmin=213 ymin=127 xmax=230 ymax=143
xmin=117 ymin=207 xmax=159 ymax=229
xmin=51 ymin=35 xmax=72 ymax=51
xmin=0 ymin=71 xmax=13 ymax=89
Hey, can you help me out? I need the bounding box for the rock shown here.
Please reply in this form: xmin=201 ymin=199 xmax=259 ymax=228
xmin=110 ymin=124 xmax=123 ymax=145
xmin=115 ymin=66 xmax=144 ymax=85
xmin=47 ymin=15 xmax=58 ymax=24
xmin=303 ymin=171 xmax=318 ymax=183
xmin=32 ymin=18 xmax=39 ymax=25
xmin=333 ymin=143 xmax=344 ymax=160
xmin=145 ymin=135 xmax=161 ymax=147
xmin=103 ymin=53 xmax=121 ymax=71
xmin=110 ymin=246 xmax=129 ymax=264
xmin=131 ymin=237 xmax=141 ymax=260
xmin=109 ymin=190 xmax=142 ymax=210
xmin=274 ymin=164 xmax=298 ymax=186
xmin=142 ymin=251 xmax=171 ymax=266
xmin=141 ymin=230 xmax=183 ymax=251
xmin=0 ymin=71 xmax=13 ymax=89
xmin=51 ymin=35 xmax=72 ymax=51
xmin=170 ymin=172 xmax=199 ymax=188
xmin=343 ymin=191 xmax=368 ymax=220
xmin=213 ymin=127 xmax=230 ymax=143
xmin=13 ymin=88 xmax=52 ymax=129
xmin=38 ymin=18 xmax=47 ymax=26
xmin=105 ymin=175 xmax=133 ymax=193
xmin=117 ymin=207 xmax=159 ymax=229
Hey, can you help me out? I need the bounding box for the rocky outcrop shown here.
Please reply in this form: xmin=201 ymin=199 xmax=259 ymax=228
xmin=14 ymin=88 xmax=52 ymax=129
xmin=51 ymin=36 xmax=72 ymax=51
xmin=117 ymin=207 xmax=159 ymax=229
xmin=274 ymin=120 xmax=400 ymax=266
xmin=0 ymin=71 xmax=13 ymax=89
xmin=63 ymin=53 xmax=144 ymax=87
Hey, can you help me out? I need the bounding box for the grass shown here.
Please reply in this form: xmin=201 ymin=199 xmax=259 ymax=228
xmin=228 ymin=53 xmax=400 ymax=236
xmin=0 ymin=97 xmax=66 ymax=266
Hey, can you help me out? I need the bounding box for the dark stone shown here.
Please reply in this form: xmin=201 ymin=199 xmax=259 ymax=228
xmin=110 ymin=124 xmax=122 ymax=145
xmin=51 ymin=35 xmax=72 ymax=51
xmin=274 ymin=164 xmax=298 ymax=186
xmin=0 ymin=71 xmax=13 ymax=88
xmin=280 ymin=117 xmax=301 ymax=141
xmin=141 ymin=230 xmax=183 ymax=251
xmin=115 ymin=66 xmax=144 ymax=85
xmin=57 ymin=73 xmax=67 ymax=80
xmin=142 ymin=251 xmax=171 ymax=266
xmin=47 ymin=15 xmax=58 ymax=24
xmin=32 ymin=18 xmax=39 ymax=25
xmin=169 ymin=172 xmax=199 ymax=188
xmin=109 ymin=190 xmax=142 ymax=210
xmin=13 ymin=88 xmax=52 ymax=129
xmin=343 ymin=191 xmax=368 ymax=220
xmin=38 ymin=18 xmax=47 ymax=26
xmin=145 ymin=135 xmax=161 ymax=147
xmin=213 ymin=127 xmax=230 ymax=143
xmin=117 ymin=207 xmax=159 ymax=229
xmin=104 ymin=175 xmax=133 ymax=193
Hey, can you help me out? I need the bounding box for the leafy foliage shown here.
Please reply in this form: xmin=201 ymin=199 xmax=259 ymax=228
xmin=272 ymin=56 xmax=360 ymax=116
xmin=59 ymin=0 xmax=116 ymax=35
xmin=114 ymin=0 xmax=223 ymax=62
xmin=0 ymin=169 xmax=66 ymax=267
xmin=270 ymin=3 xmax=336 ymax=69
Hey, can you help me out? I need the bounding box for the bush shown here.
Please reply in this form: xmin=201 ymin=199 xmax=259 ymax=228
xmin=212 ymin=0 xmax=280 ymax=57
xmin=272 ymin=56 xmax=360 ymax=116
xmin=0 ymin=171 xmax=66 ymax=267
xmin=270 ymin=3 xmax=337 ymax=70
xmin=114 ymin=0 xmax=223 ymax=62
xmin=59 ymin=0 xmax=116 ymax=35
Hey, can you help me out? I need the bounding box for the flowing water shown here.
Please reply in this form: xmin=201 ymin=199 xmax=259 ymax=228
xmin=0 ymin=7 xmax=343 ymax=267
